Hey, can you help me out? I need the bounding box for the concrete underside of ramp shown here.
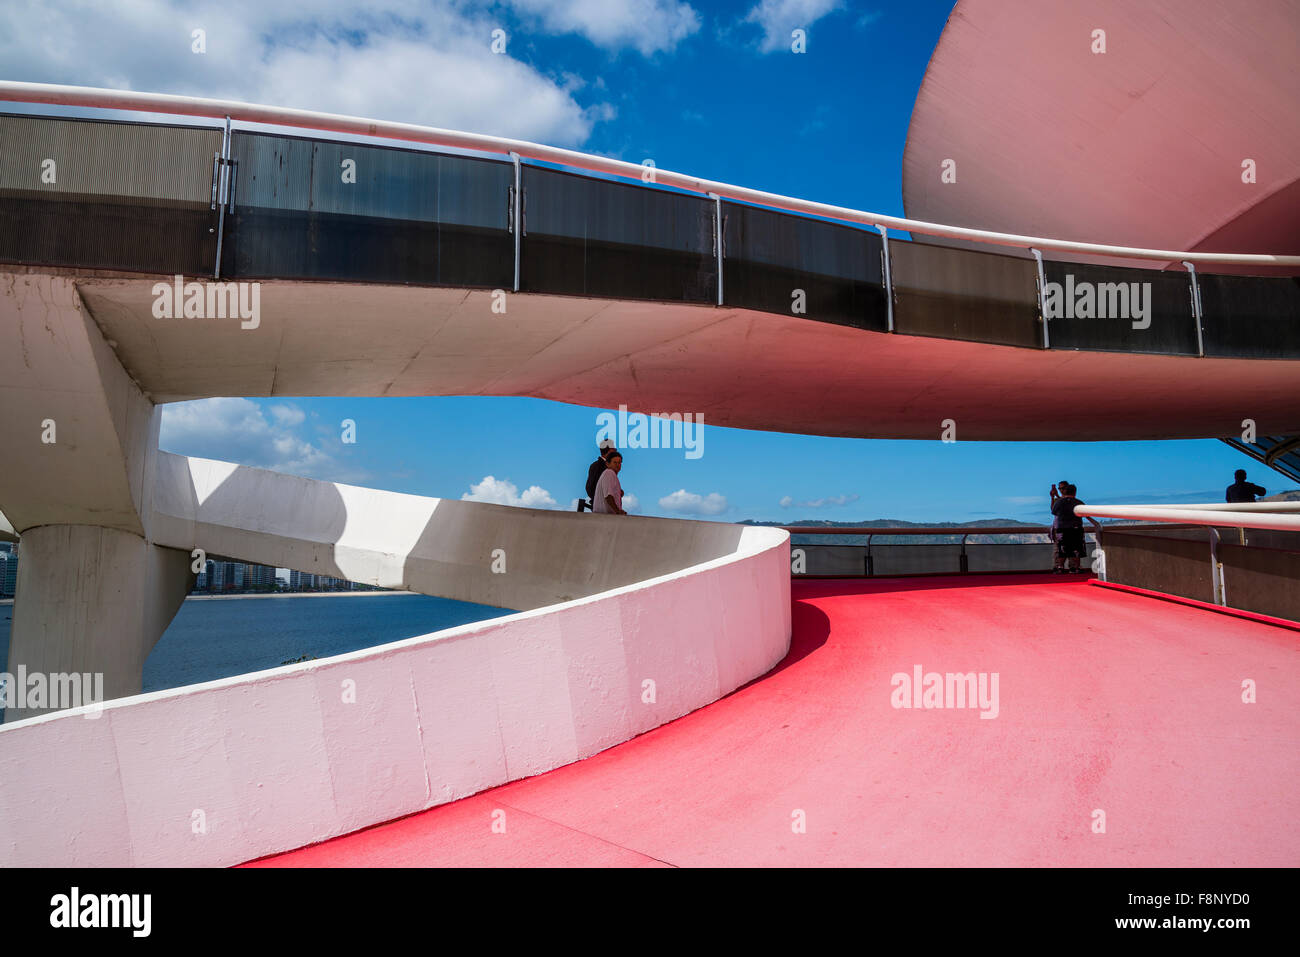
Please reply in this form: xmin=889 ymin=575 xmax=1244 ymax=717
xmin=247 ymin=576 xmax=1300 ymax=867
xmin=18 ymin=270 xmax=1300 ymax=441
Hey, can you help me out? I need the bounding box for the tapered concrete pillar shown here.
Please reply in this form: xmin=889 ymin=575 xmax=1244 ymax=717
xmin=1 ymin=272 xmax=192 ymax=720
xmin=5 ymin=527 xmax=191 ymax=721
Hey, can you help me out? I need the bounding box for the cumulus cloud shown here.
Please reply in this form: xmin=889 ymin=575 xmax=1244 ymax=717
xmin=741 ymin=0 xmax=842 ymax=52
xmin=507 ymin=0 xmax=701 ymax=56
xmin=659 ymin=489 xmax=727 ymax=516
xmin=0 ymin=0 xmax=611 ymax=145
xmin=623 ymin=493 xmax=640 ymax=513
xmin=779 ymin=493 xmax=859 ymax=509
xmin=462 ymin=475 xmax=560 ymax=509
xmin=160 ymin=397 xmax=363 ymax=480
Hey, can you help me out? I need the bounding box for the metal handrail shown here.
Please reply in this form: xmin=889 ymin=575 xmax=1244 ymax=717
xmin=1075 ymin=506 xmax=1300 ymax=531
xmin=3 ymin=81 xmax=1299 ymax=268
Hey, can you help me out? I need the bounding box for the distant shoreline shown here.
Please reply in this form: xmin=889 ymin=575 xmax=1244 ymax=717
xmin=1 ymin=591 xmax=423 ymax=608
xmin=184 ymin=591 xmax=415 ymax=601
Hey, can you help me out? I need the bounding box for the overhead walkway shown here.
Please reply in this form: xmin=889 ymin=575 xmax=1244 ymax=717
xmin=2 ymin=83 xmax=1299 ymax=441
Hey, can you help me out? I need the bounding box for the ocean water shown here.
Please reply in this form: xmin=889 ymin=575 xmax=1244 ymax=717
xmin=0 ymin=593 xmax=514 ymax=710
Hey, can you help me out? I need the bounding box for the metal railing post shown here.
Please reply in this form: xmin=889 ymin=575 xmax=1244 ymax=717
xmin=510 ymin=151 xmax=522 ymax=292
xmin=1030 ymin=247 xmax=1049 ymax=349
xmin=213 ymin=115 xmax=231 ymax=279
xmin=876 ymin=225 xmax=894 ymax=332
xmin=709 ymin=192 xmax=723 ymax=305
xmin=1209 ymin=526 xmax=1226 ymax=605
xmin=1182 ymin=260 xmax=1204 ymax=357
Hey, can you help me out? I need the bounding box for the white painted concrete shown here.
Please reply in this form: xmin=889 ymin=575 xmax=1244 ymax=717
xmin=1 ymin=273 xmax=192 ymax=716
xmin=60 ymin=275 xmax=1300 ymax=441
xmin=0 ymin=273 xmax=162 ymax=535
xmin=5 ymin=526 xmax=192 ymax=721
xmin=0 ymin=507 xmax=790 ymax=867
xmin=150 ymin=452 xmax=756 ymax=611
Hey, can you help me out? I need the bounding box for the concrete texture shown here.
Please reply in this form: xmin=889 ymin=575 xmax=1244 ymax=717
xmin=149 ymin=453 xmax=753 ymax=612
xmin=0 ymin=519 xmax=790 ymax=867
xmin=32 ymin=272 xmax=1300 ymax=441
xmin=6 ymin=525 xmax=191 ymax=721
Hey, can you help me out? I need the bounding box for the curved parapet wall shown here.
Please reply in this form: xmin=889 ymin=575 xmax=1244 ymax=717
xmin=0 ymin=484 xmax=790 ymax=867
xmin=149 ymin=452 xmax=757 ymax=611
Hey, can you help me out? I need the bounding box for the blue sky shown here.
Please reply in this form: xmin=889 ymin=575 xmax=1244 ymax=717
xmin=6 ymin=0 xmax=1289 ymax=521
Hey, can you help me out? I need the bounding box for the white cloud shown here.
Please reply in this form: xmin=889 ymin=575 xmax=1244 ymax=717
xmin=779 ymin=493 xmax=859 ymax=509
xmin=0 ymin=0 xmax=610 ymax=145
xmin=270 ymin=403 xmax=306 ymax=427
xmin=659 ymin=489 xmax=727 ymax=516
xmin=160 ymin=397 xmax=361 ymax=479
xmin=741 ymin=0 xmax=843 ymax=53
xmin=462 ymin=475 xmax=560 ymax=509
xmin=623 ymin=492 xmax=640 ymax=512
xmin=507 ymin=0 xmax=701 ymax=55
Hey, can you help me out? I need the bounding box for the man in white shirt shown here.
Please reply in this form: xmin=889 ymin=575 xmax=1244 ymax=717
xmin=592 ymin=452 xmax=627 ymax=515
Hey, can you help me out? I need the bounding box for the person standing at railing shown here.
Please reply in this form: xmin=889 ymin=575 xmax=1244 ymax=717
xmin=1225 ymin=469 xmax=1266 ymax=503
xmin=580 ymin=439 xmax=618 ymax=512
xmin=1049 ymin=480 xmax=1070 ymax=570
xmin=1052 ymin=483 xmax=1088 ymax=573
xmin=593 ymin=452 xmax=628 ymax=515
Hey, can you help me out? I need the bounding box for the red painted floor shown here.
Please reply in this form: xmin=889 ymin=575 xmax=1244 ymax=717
xmin=244 ymin=574 xmax=1299 ymax=867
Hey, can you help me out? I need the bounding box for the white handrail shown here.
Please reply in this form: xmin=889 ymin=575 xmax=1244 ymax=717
xmin=3 ymin=81 xmax=1300 ymax=268
xmin=1119 ymin=501 xmax=1300 ymax=512
xmin=1076 ymin=505 xmax=1300 ymax=531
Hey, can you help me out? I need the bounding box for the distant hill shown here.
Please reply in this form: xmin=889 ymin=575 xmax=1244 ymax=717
xmin=1263 ymin=489 xmax=1300 ymax=502
xmin=739 ymin=517 xmax=1050 ymax=545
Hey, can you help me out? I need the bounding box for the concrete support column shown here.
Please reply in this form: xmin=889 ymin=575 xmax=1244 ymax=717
xmin=6 ymin=527 xmax=192 ymax=722
xmin=1 ymin=272 xmax=193 ymax=721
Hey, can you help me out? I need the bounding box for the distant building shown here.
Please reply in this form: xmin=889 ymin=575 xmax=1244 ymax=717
xmin=0 ymin=550 xmax=16 ymax=597
xmin=208 ymin=561 xmax=245 ymax=593
xmin=244 ymin=563 xmax=277 ymax=591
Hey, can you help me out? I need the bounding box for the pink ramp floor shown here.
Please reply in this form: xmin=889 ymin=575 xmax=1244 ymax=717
xmin=244 ymin=574 xmax=1299 ymax=867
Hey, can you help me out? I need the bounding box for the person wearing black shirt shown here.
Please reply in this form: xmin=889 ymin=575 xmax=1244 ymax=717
xmin=1225 ymin=469 xmax=1266 ymax=504
xmin=582 ymin=440 xmax=617 ymax=511
xmin=1051 ymin=483 xmax=1087 ymax=573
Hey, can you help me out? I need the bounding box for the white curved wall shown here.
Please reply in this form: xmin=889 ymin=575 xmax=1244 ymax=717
xmin=0 ymin=499 xmax=790 ymax=867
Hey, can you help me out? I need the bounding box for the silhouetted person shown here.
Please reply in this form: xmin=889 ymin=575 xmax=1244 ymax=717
xmin=593 ymin=452 xmax=627 ymax=515
xmin=1226 ymin=469 xmax=1266 ymax=503
xmin=1052 ymin=482 xmax=1087 ymax=573
xmin=1049 ymin=479 xmax=1069 ymax=570
xmin=581 ymin=439 xmax=617 ymax=511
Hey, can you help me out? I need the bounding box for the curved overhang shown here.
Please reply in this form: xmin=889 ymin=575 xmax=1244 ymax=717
xmin=902 ymin=0 xmax=1300 ymax=274
xmin=46 ymin=272 xmax=1300 ymax=442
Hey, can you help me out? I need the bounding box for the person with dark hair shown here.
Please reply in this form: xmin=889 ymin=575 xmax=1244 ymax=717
xmin=580 ymin=439 xmax=618 ymax=511
xmin=1048 ymin=480 xmax=1069 ymax=571
xmin=593 ymin=452 xmax=627 ymax=515
xmin=1051 ymin=482 xmax=1087 ymax=573
xmin=1226 ymin=469 xmax=1266 ymax=503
